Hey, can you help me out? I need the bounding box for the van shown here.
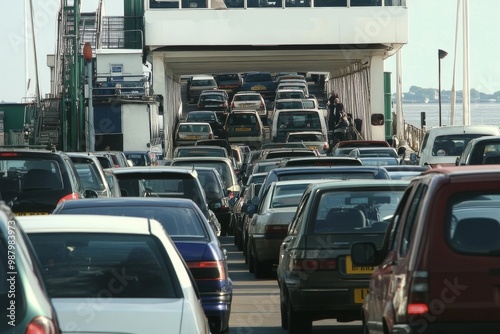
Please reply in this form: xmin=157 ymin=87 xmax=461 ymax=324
xmin=271 ymin=109 xmax=328 ymax=143
xmin=412 ymin=125 xmax=500 ymax=167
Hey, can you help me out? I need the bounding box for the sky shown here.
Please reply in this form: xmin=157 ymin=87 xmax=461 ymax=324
xmin=0 ymin=0 xmax=499 ymax=103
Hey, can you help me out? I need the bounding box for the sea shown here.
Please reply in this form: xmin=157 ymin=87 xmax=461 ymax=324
xmin=394 ymin=102 xmax=500 ymax=129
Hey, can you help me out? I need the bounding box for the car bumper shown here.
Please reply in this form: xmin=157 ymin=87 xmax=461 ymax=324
xmin=200 ymin=290 xmax=232 ymax=332
xmin=390 ymin=322 xmax=500 ymax=334
xmin=287 ymin=286 xmax=363 ymax=314
xmin=253 ymin=237 xmax=283 ymax=263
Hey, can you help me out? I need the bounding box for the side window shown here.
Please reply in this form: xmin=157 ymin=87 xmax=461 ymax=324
xmin=289 ymin=191 xmax=310 ymax=235
xmin=399 ymin=184 xmax=427 ymax=256
xmin=385 ymin=186 xmax=413 ymax=252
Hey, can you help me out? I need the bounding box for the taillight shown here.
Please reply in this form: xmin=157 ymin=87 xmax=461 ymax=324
xmin=231 ymin=102 xmax=235 ymax=109
xmin=323 ymin=142 xmax=329 ymax=151
xmin=222 ymin=102 xmax=227 ymax=108
xmin=0 ymin=152 xmax=18 ymax=157
xmin=264 ymin=225 xmax=288 ymax=237
xmin=260 ymin=101 xmax=265 ymax=109
xmin=57 ymin=192 xmax=81 ymax=205
xmin=209 ymin=133 xmax=214 ymax=139
xmin=292 ymin=258 xmax=337 ymax=271
xmin=26 ymin=316 xmax=59 ymax=334
xmin=187 ymin=260 xmax=226 ymax=280
xmin=406 ymin=271 xmax=430 ymax=316
xmin=114 ymin=164 xmax=120 ymax=168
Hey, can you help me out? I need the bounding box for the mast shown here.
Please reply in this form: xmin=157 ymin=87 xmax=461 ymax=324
xmin=462 ymin=0 xmax=471 ymax=125
xmin=396 ymin=50 xmax=404 ymax=141
xmin=25 ymin=0 xmax=30 ymax=98
xmin=450 ymin=0 xmax=461 ymax=125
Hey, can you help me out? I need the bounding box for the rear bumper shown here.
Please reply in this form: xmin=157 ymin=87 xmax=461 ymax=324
xmin=392 ymin=322 xmax=500 ymax=334
xmin=253 ymin=237 xmax=283 ymax=263
xmin=200 ymin=291 xmax=232 ymax=332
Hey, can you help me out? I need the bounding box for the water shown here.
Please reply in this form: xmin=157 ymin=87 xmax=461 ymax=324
xmin=395 ymin=102 xmax=500 ymax=129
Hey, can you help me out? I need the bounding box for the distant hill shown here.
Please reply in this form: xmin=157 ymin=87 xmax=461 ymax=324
xmin=394 ymin=86 xmax=500 ymax=103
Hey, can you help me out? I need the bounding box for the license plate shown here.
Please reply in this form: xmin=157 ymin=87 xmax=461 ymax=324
xmin=235 ymin=127 xmax=251 ymax=132
xmin=225 ymin=89 xmax=233 ymax=93
xmin=185 ymin=135 xmax=202 ymax=140
xmin=308 ymin=145 xmax=319 ymax=150
xmin=15 ymin=212 xmax=50 ymax=216
xmin=345 ymin=256 xmax=374 ymax=274
xmin=251 ymin=85 xmax=266 ymax=90
xmin=354 ymin=288 xmax=369 ymax=303
xmin=206 ymin=105 xmax=219 ymax=108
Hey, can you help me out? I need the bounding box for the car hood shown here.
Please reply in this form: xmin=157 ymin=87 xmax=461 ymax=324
xmin=52 ymin=298 xmax=184 ymax=333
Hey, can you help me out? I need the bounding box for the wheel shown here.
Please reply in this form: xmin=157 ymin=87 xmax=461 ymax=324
xmin=280 ymin=287 xmax=288 ymax=329
xmin=287 ymin=296 xmax=312 ymax=334
xmin=253 ymin=254 xmax=268 ymax=279
xmin=247 ymin=240 xmax=254 ymax=273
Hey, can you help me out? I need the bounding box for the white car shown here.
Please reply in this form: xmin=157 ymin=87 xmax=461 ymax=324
xmin=230 ymin=91 xmax=267 ymax=120
xmin=20 ymin=215 xmax=211 ymax=334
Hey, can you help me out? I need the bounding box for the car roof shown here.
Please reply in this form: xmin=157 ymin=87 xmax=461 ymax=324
xmin=335 ymin=140 xmax=390 ymax=148
xmin=172 ymin=156 xmax=233 ymax=163
xmin=307 ymin=179 xmax=411 ymax=191
xmin=191 ymin=75 xmax=215 ymax=80
xmin=106 ymin=166 xmax=197 ymax=175
xmin=18 ymin=214 xmax=155 ymax=234
xmin=269 ymin=166 xmax=390 ymax=175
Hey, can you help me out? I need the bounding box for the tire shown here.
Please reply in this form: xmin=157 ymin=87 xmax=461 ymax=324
xmin=287 ymin=297 xmax=312 ymax=334
xmin=247 ymin=240 xmax=254 ymax=273
xmin=280 ymin=286 xmax=288 ymax=329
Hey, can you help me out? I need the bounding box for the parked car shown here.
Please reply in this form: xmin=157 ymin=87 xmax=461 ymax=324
xmin=411 ymin=125 xmax=500 ymax=167
xmin=170 ymin=157 xmax=241 ymax=235
xmin=455 ymin=135 xmax=500 ymax=165
xmin=124 ymin=151 xmax=152 ymax=166
xmin=0 ymin=203 xmax=60 ymax=333
xmin=175 ymin=122 xmax=214 ymax=147
xmin=186 ymin=110 xmax=226 ymax=139
xmin=271 ymin=109 xmax=328 ymax=144
xmin=173 ymin=145 xmax=229 ymax=159
xmin=351 ymin=166 xmax=500 ymax=334
xmin=278 ymin=179 xmax=410 ymax=333
xmin=66 ymin=152 xmax=114 ymax=197
xmin=22 ymin=214 xmax=211 ymax=334
xmin=224 ymin=110 xmax=264 ymax=150
xmin=187 ymin=75 xmax=218 ymax=103
xmin=285 ymin=131 xmax=329 ymax=154
xmin=215 ymin=73 xmax=243 ymax=98
xmin=0 ymin=149 xmax=98 ymax=215
xmin=197 ymin=90 xmax=230 ymax=114
xmin=105 ymin=166 xmax=219 ymax=236
xmin=230 ymin=91 xmax=267 ymax=121
xmin=246 ymin=179 xmax=328 ymax=278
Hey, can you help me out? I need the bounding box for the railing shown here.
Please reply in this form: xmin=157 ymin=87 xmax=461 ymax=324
xmin=93 ymin=74 xmax=151 ymax=99
xmin=403 ymin=122 xmax=424 ymax=152
xmin=101 ymin=17 xmax=144 ymax=49
xmin=148 ymin=0 xmax=405 ymax=9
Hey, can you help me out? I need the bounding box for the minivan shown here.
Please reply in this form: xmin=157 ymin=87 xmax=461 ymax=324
xmin=271 ymin=109 xmax=328 ymax=143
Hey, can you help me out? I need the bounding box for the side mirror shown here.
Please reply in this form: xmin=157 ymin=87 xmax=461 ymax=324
xmin=351 ymin=242 xmax=380 ymax=267
xmin=245 ymin=204 xmax=256 ymax=215
xmin=84 ymin=189 xmax=99 ymax=198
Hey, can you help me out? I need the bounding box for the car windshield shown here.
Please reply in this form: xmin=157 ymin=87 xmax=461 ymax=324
xmin=234 ymin=95 xmax=261 ymax=102
xmin=28 ymin=233 xmax=181 ymax=298
xmin=312 ymin=189 xmax=405 ymax=233
xmin=288 ymin=134 xmax=323 ymax=142
xmin=172 ymin=161 xmax=233 ymax=189
xmin=432 ymin=134 xmax=485 ymax=157
xmin=196 ymin=169 xmax=225 ymax=200
xmin=187 ymin=113 xmax=217 ymax=122
xmin=176 ymin=148 xmax=226 ymax=158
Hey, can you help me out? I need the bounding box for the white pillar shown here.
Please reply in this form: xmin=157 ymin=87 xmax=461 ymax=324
xmin=369 ymin=55 xmax=385 ymax=141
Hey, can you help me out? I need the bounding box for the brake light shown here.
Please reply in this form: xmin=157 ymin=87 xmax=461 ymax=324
xmin=0 ymin=152 xmax=18 ymax=157
xmin=264 ymin=225 xmax=288 ymax=236
xmin=260 ymin=101 xmax=265 ymax=109
xmin=231 ymin=102 xmax=235 ymax=109
xmin=209 ymin=132 xmax=214 ymax=139
xmin=57 ymin=192 xmax=81 ymax=205
xmin=323 ymin=142 xmax=329 ymax=151
xmin=292 ymin=258 xmax=337 ymax=271
xmin=222 ymin=101 xmax=227 ymax=108
xmin=187 ymin=260 xmax=226 ymax=280
xmin=406 ymin=271 xmax=430 ymax=316
xmin=26 ymin=316 xmax=59 ymax=334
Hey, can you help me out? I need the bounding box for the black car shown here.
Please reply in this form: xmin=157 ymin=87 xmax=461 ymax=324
xmin=196 ymin=91 xmax=230 ymax=114
xmin=186 ymin=110 xmax=226 ymax=139
xmin=0 ymin=149 xmax=97 ymax=215
xmin=0 ymin=203 xmax=60 ymax=333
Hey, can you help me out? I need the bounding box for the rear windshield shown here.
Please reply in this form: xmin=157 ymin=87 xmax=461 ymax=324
xmin=432 ymin=134 xmax=487 ymax=157
xmin=217 ymin=74 xmax=239 ymax=81
xmin=0 ymin=158 xmax=64 ymax=194
xmin=234 ymin=95 xmax=261 ymax=102
xmin=311 ymin=188 xmax=406 ymax=233
xmin=448 ymin=193 xmax=500 ymax=255
xmin=175 ymin=148 xmax=226 ymax=158
xmin=288 ymin=134 xmax=324 ymax=142
xmin=245 ymin=73 xmax=272 ymax=82
xmin=200 ymin=94 xmax=224 ymax=101
xmin=28 ymin=233 xmax=182 ymax=298
xmin=228 ymin=114 xmax=257 ymax=125
xmin=191 ymin=79 xmax=216 ymax=86
xmin=172 ymin=161 xmax=233 ymax=189
xmin=74 ymin=163 xmax=106 ymax=191
xmin=277 ymin=112 xmax=321 ymax=131
xmin=187 ymin=113 xmax=217 ymax=122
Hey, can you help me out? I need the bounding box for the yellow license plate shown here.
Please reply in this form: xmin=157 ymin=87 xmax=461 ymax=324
xmin=185 ymin=135 xmax=202 ymax=140
xmin=251 ymin=85 xmax=266 ymax=90
xmin=235 ymin=127 xmax=251 ymax=132
xmin=345 ymin=256 xmax=374 ymax=274
xmin=308 ymin=146 xmax=319 ymax=150
xmin=225 ymin=89 xmax=233 ymax=93
xmin=354 ymin=288 xmax=369 ymax=303
xmin=15 ymin=212 xmax=50 ymax=216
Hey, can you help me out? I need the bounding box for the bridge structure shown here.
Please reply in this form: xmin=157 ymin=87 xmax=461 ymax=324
xmin=38 ymin=0 xmax=408 ymax=155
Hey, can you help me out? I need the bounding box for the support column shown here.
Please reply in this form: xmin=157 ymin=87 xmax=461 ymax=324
xmin=369 ymin=54 xmax=385 ymax=141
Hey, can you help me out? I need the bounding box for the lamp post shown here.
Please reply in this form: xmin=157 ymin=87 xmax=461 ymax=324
xmin=438 ymin=49 xmax=448 ymax=127
xmin=83 ymin=42 xmax=95 ymax=151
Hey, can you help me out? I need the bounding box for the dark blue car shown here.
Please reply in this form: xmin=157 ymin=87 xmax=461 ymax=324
xmin=52 ymin=197 xmax=232 ymax=334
